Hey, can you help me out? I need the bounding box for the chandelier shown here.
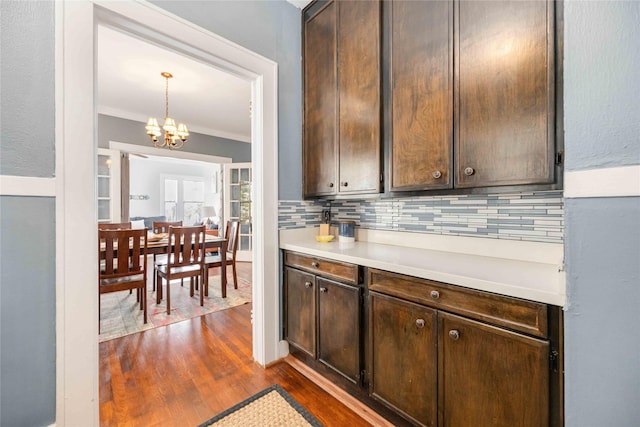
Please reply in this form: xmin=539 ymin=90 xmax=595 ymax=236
xmin=145 ymin=72 xmax=189 ymax=149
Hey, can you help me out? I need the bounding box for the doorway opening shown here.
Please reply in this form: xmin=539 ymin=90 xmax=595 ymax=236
xmin=57 ymin=2 xmax=281 ymax=424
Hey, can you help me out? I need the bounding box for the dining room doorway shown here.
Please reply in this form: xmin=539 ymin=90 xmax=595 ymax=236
xmin=57 ymin=2 xmax=281 ymax=424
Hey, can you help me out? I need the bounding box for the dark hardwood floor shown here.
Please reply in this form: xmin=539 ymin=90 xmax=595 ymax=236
xmin=100 ymin=285 xmax=372 ymax=426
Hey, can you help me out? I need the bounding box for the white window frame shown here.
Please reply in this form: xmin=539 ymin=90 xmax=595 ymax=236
xmin=161 ymin=174 xmax=206 ymax=224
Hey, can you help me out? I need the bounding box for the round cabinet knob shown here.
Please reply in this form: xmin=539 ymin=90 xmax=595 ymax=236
xmin=432 ymin=170 xmax=442 ymax=179
xmin=311 ymin=262 xmax=319 ymax=268
xmin=328 ymin=182 xmax=334 ymax=188
xmin=320 ymin=287 xmax=328 ymax=293
xmin=304 ymin=281 xmax=312 ymax=289
xmin=463 ymin=167 xmax=475 ymax=176
xmin=341 ymin=182 xmax=348 ymax=187
xmin=415 ymin=319 xmax=425 ymax=328
xmin=430 ymin=290 xmax=440 ymax=299
xmin=449 ymin=330 xmax=460 ymax=340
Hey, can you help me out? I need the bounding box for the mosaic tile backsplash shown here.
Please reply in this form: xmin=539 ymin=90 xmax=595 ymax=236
xmin=279 ymin=191 xmax=564 ymax=243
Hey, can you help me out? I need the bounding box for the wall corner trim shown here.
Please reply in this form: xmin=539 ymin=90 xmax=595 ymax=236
xmin=564 ymin=165 xmax=640 ymax=198
xmin=0 ymin=175 xmax=56 ymax=197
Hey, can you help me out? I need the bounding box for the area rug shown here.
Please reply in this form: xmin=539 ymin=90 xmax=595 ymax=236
xmin=99 ymin=266 xmax=251 ymax=342
xmin=198 ymin=385 xmax=323 ymax=427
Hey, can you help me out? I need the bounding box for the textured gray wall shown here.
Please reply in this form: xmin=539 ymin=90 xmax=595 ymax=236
xmin=563 ymin=1 xmax=640 ymax=171
xmin=0 ymin=0 xmax=55 ymax=177
xmin=98 ymin=114 xmax=251 ymax=162
xmin=0 ymin=1 xmax=57 ymax=425
xmin=149 ymin=0 xmax=303 ymax=199
xmin=0 ymin=196 xmax=56 ymax=427
xmin=563 ymin=1 xmax=640 ymax=426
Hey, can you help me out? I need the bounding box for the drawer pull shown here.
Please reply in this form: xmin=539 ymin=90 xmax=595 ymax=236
xmin=304 ymin=281 xmax=312 ymax=289
xmin=340 ymin=182 xmax=348 ymax=187
xmin=430 ymin=290 xmax=440 ymax=299
xmin=449 ymin=329 xmax=460 ymax=340
xmin=415 ymin=319 xmax=425 ymax=328
xmin=311 ymin=261 xmax=319 ymax=268
xmin=320 ymin=287 xmax=328 ymax=293
xmin=328 ymin=182 xmax=334 ymax=188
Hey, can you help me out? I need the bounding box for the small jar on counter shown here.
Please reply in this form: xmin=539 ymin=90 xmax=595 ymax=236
xmin=337 ymin=220 xmax=356 ymax=243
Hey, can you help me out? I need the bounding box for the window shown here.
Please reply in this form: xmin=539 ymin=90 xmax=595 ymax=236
xmin=162 ymin=176 xmax=204 ymax=225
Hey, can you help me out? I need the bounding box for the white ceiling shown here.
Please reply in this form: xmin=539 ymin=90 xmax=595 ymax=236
xmin=97 ymin=25 xmax=252 ymax=143
xmin=97 ymin=2 xmax=312 ymax=145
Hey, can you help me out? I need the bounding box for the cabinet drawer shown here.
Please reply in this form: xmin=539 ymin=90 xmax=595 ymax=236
xmin=285 ymin=251 xmax=360 ymax=285
xmin=368 ymin=269 xmax=547 ymax=338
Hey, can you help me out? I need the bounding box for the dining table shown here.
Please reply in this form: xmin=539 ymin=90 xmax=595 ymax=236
xmin=100 ymin=232 xmax=229 ymax=290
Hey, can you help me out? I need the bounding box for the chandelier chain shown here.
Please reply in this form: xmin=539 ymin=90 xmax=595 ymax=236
xmin=165 ymin=75 xmax=170 ymax=118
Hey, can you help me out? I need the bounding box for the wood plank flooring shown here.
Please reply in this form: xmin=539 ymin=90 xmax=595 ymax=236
xmin=100 ymin=303 xmax=372 ymax=426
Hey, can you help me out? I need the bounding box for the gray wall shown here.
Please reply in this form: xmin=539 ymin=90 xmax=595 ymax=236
xmin=0 ymin=0 xmax=55 ymax=177
xmin=563 ymin=1 xmax=640 ymax=426
xmin=150 ymin=0 xmax=303 ymax=200
xmin=0 ymin=197 xmax=56 ymax=427
xmin=0 ymin=1 xmax=57 ymax=426
xmin=98 ymin=114 xmax=251 ymax=163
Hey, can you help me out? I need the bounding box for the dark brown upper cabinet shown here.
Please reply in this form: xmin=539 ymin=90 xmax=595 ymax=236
xmin=388 ymin=0 xmax=453 ymax=192
xmin=454 ymin=0 xmax=556 ymax=188
xmin=303 ymin=0 xmax=382 ymax=198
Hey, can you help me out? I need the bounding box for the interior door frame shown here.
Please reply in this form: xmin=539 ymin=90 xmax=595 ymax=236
xmin=223 ymin=162 xmax=253 ymax=262
xmin=56 ymin=1 xmax=281 ymax=425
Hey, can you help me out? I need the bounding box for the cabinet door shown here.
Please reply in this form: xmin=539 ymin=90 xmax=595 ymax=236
xmin=439 ymin=312 xmax=549 ymax=427
xmin=284 ymin=267 xmax=316 ymax=357
xmin=389 ymin=0 xmax=452 ymax=191
xmin=455 ymin=0 xmax=554 ymax=188
xmin=370 ymin=292 xmax=437 ymax=427
xmin=317 ymin=277 xmax=361 ymax=383
xmin=304 ymin=2 xmax=337 ymax=197
xmin=337 ymin=0 xmax=381 ymax=194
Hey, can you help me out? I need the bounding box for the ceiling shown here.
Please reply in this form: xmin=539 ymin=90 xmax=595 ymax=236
xmin=97 ymin=2 xmax=312 ymax=145
xmin=97 ymin=25 xmax=252 ymax=143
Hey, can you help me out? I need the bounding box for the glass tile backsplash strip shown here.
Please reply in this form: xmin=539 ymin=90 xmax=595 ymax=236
xmin=278 ymin=200 xmax=330 ymax=230
xmin=279 ymin=191 xmax=564 ymax=243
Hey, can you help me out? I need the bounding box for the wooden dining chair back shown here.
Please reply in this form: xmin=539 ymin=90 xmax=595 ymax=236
xmin=98 ymin=228 xmax=148 ymax=330
xmin=151 ymin=220 xmax=182 ymax=290
xmin=98 ymin=222 xmax=132 ymax=230
xmin=204 ymin=220 xmax=240 ymax=298
xmin=155 ymin=225 xmax=206 ymax=313
xmin=152 ymin=220 xmax=182 ymax=234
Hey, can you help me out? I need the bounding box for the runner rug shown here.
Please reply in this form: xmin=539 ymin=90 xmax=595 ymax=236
xmin=198 ymin=385 xmax=323 ymax=427
xmin=99 ymin=267 xmax=251 ymax=342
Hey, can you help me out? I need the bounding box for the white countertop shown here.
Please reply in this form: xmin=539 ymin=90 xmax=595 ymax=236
xmin=280 ymin=228 xmax=566 ymax=306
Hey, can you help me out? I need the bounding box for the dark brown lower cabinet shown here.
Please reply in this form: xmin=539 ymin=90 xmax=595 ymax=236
xmin=284 ymin=259 xmax=362 ymax=383
xmin=317 ymin=277 xmax=361 ymax=383
xmin=284 ymin=253 xmax=562 ymax=426
xmin=368 ymin=289 xmax=556 ymax=427
xmin=369 ymin=292 xmax=438 ymax=427
xmin=284 ymin=267 xmax=316 ymax=357
xmin=439 ymin=312 xmax=549 ymax=427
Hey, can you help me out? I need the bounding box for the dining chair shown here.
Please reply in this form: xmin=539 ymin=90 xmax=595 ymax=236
xmin=204 ymin=220 xmax=240 ymax=299
xmin=98 ymin=228 xmax=148 ymax=332
xmin=155 ymin=225 xmax=206 ymax=313
xmin=152 ymin=220 xmax=182 ymax=234
xmin=98 ymin=222 xmax=132 ymax=230
xmin=151 ymin=220 xmax=182 ymax=291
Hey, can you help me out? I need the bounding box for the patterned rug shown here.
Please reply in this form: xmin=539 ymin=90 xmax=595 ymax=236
xmin=99 ymin=265 xmax=251 ymax=342
xmin=198 ymin=385 xmax=323 ymax=427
